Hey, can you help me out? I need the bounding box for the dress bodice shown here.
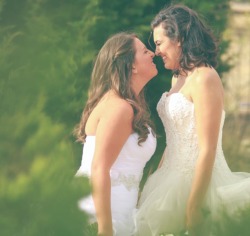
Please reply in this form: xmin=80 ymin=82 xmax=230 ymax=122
xmin=76 ymin=128 xmax=156 ymax=190
xmin=157 ymin=92 xmax=227 ymax=176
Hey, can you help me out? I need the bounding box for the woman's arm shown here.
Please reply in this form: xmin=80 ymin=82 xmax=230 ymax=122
xmin=91 ymin=99 xmax=134 ymax=236
xmin=186 ymin=68 xmax=224 ymax=234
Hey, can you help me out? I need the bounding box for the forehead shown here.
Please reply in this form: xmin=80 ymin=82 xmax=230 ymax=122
xmin=134 ymin=37 xmax=145 ymax=50
xmin=153 ymin=24 xmax=167 ymax=42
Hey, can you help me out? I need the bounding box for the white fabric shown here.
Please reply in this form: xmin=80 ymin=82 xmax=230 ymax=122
xmin=135 ymin=92 xmax=250 ymax=236
xmin=76 ymin=129 xmax=156 ymax=236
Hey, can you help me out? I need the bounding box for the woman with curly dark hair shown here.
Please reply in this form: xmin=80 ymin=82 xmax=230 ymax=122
xmin=135 ymin=4 xmax=250 ymax=236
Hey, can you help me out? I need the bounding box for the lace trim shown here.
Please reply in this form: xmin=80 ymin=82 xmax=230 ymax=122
xmin=156 ymin=92 xmax=226 ymax=176
xmin=111 ymin=173 xmax=140 ymax=191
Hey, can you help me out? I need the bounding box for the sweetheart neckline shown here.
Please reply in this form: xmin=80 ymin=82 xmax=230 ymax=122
xmin=166 ymin=92 xmax=193 ymax=105
xmin=163 ymin=91 xmax=226 ymax=114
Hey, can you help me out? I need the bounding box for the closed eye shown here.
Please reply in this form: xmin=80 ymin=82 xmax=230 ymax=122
xmin=155 ymin=40 xmax=161 ymax=46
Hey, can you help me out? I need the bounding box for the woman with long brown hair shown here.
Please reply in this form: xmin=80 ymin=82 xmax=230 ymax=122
xmin=75 ymin=32 xmax=158 ymax=236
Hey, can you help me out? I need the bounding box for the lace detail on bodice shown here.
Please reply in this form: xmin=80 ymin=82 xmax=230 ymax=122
xmin=157 ymin=92 xmax=228 ymax=177
xmin=111 ymin=172 xmax=141 ymax=191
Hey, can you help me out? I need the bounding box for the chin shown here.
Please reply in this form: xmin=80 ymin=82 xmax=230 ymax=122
xmin=164 ymin=64 xmax=174 ymax=71
xmin=164 ymin=64 xmax=170 ymax=70
xmin=152 ymin=73 xmax=158 ymax=78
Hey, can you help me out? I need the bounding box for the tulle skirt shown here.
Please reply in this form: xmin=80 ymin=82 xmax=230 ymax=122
xmin=134 ymin=166 xmax=250 ymax=236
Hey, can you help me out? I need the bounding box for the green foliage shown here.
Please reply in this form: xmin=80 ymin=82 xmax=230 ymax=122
xmin=0 ymin=95 xmax=90 ymax=235
xmin=212 ymin=206 xmax=250 ymax=236
xmin=0 ymin=154 xmax=90 ymax=236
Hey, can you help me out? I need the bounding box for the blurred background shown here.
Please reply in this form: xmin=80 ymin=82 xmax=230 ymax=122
xmin=0 ymin=0 xmax=249 ymax=235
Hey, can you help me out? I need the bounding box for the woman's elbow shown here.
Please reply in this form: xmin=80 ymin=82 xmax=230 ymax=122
xmin=199 ymin=145 xmax=217 ymax=164
xmin=91 ymin=162 xmax=110 ymax=181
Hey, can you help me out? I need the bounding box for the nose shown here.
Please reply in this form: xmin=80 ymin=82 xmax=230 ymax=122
xmin=155 ymin=47 xmax=160 ymax=56
xmin=150 ymin=50 xmax=155 ymax=58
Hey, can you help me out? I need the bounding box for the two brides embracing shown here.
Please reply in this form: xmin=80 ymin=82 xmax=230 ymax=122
xmin=75 ymin=4 xmax=250 ymax=236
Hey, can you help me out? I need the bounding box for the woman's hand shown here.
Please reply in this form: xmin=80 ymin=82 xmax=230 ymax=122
xmin=97 ymin=224 xmax=113 ymax=236
xmin=186 ymin=206 xmax=204 ymax=236
xmin=98 ymin=231 xmax=113 ymax=236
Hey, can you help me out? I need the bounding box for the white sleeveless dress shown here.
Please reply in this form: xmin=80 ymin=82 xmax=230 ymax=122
xmin=76 ymin=129 xmax=156 ymax=236
xmin=135 ymin=92 xmax=250 ymax=236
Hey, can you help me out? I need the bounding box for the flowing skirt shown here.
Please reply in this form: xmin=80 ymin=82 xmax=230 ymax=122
xmin=135 ymin=166 xmax=250 ymax=236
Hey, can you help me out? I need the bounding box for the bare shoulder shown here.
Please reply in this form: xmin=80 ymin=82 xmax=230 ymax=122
xmin=106 ymin=95 xmax=133 ymax=113
xmin=191 ymin=66 xmax=223 ymax=92
xmin=190 ymin=66 xmax=224 ymax=106
xmin=101 ymin=93 xmax=134 ymax=121
xmin=194 ymin=67 xmax=221 ymax=85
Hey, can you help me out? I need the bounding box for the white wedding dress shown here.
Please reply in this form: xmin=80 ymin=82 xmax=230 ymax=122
xmin=135 ymin=92 xmax=250 ymax=236
xmin=76 ymin=129 xmax=156 ymax=236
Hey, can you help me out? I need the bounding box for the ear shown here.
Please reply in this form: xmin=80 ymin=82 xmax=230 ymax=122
xmin=177 ymin=40 xmax=181 ymax=47
xmin=132 ymin=64 xmax=138 ymax=74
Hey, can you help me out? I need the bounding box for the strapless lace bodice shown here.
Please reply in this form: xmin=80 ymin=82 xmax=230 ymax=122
xmin=135 ymin=92 xmax=250 ymax=236
xmin=156 ymin=92 xmax=227 ymax=176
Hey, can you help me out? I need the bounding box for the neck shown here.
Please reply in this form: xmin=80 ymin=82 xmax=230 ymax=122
xmin=131 ymin=76 xmax=144 ymax=96
xmin=132 ymin=86 xmax=143 ymax=96
xmin=178 ymin=67 xmax=196 ymax=79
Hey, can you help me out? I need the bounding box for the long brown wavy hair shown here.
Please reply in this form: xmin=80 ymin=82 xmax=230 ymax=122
xmin=151 ymin=4 xmax=218 ymax=76
xmin=75 ymin=32 xmax=154 ymax=145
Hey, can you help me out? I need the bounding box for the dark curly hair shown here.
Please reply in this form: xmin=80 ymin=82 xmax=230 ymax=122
xmin=151 ymin=4 xmax=218 ymax=75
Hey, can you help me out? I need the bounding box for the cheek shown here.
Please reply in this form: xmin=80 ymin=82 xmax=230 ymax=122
xmin=174 ymin=49 xmax=181 ymax=62
xmin=163 ymin=44 xmax=170 ymax=54
xmin=159 ymin=46 xmax=166 ymax=55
